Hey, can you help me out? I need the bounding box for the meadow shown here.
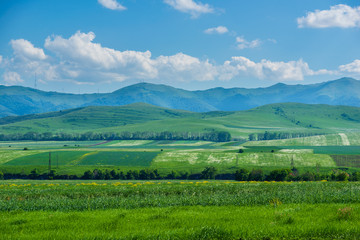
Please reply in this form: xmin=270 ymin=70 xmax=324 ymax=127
xmin=0 ymin=180 xmax=359 ymax=239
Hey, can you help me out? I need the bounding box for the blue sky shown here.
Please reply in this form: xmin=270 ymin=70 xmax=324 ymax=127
xmin=0 ymin=0 xmax=359 ymax=93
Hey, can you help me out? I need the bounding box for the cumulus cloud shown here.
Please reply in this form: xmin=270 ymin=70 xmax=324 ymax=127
xmin=10 ymin=39 xmax=46 ymax=60
xmin=220 ymin=57 xmax=328 ymax=81
xmin=164 ymin=0 xmax=214 ymax=18
xmin=1 ymin=31 xmax=337 ymax=87
xmin=298 ymin=4 xmax=360 ymax=28
xmin=98 ymin=0 xmax=126 ymax=11
xmin=44 ymin=31 xmax=157 ymax=80
xmin=3 ymin=71 xmax=24 ymax=84
xmin=204 ymin=26 xmax=228 ymax=34
xmin=156 ymin=53 xmax=218 ymax=81
xmin=236 ymin=36 xmax=261 ymax=50
xmin=339 ymin=59 xmax=360 ymax=73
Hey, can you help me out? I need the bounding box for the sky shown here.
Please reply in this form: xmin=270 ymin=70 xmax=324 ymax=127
xmin=0 ymin=0 xmax=360 ymax=93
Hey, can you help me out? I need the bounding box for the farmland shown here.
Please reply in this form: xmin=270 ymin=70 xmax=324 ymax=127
xmin=1 ymin=138 xmax=360 ymax=177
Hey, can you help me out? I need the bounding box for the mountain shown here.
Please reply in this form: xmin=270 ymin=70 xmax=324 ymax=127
xmin=0 ymin=77 xmax=359 ymax=117
xmin=1 ymin=102 xmax=359 ymax=138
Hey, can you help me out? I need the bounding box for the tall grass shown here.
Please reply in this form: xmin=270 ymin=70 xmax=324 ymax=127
xmin=0 ymin=181 xmax=359 ymax=211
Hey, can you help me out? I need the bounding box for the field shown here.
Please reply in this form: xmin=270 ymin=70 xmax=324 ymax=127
xmin=1 ymin=138 xmax=360 ymax=176
xmin=244 ymin=133 xmax=360 ymax=146
xmin=0 ymin=180 xmax=360 ymax=239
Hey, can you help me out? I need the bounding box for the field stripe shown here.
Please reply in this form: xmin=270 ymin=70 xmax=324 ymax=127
xmin=69 ymin=151 xmax=98 ymax=165
xmin=339 ymin=133 xmax=350 ymax=146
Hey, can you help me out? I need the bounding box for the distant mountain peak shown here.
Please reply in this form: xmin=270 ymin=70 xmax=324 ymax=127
xmin=0 ymin=77 xmax=359 ymax=117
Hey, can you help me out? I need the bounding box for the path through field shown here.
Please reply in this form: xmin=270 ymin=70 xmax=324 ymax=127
xmin=339 ymin=133 xmax=350 ymax=146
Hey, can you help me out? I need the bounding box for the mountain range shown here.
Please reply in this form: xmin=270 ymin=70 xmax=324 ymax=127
xmin=0 ymin=77 xmax=359 ymax=117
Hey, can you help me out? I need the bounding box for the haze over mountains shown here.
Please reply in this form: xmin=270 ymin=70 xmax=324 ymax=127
xmin=0 ymin=77 xmax=359 ymax=117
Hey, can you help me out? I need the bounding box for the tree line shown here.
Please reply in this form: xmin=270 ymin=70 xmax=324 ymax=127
xmin=1 ymin=166 xmax=359 ymax=182
xmin=0 ymin=130 xmax=231 ymax=142
xmin=248 ymin=131 xmax=325 ymax=141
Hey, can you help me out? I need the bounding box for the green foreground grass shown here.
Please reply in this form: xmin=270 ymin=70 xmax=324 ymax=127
xmin=0 ymin=181 xmax=360 ymax=239
xmin=1 ymin=204 xmax=359 ymax=239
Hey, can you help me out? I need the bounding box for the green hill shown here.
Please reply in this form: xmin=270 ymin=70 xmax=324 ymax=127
xmin=0 ymin=102 xmax=359 ymax=139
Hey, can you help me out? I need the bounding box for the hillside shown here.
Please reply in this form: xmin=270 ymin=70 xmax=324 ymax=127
xmin=1 ymin=77 xmax=360 ymax=117
xmin=0 ymin=102 xmax=359 ymax=138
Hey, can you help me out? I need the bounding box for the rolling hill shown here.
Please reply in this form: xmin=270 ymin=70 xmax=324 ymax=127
xmin=0 ymin=102 xmax=359 ymax=138
xmin=0 ymin=77 xmax=360 ymax=117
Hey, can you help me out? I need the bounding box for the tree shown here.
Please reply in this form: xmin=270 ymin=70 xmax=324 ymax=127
xmin=167 ymin=170 xmax=179 ymax=179
xmin=139 ymin=169 xmax=150 ymax=180
xmin=83 ymin=170 xmax=94 ymax=179
xmin=235 ymin=168 xmax=249 ymax=181
xmin=0 ymin=171 xmax=4 ymax=180
xmin=201 ymin=166 xmax=217 ymax=179
xmin=248 ymin=169 xmax=264 ymax=181
xmin=336 ymin=171 xmax=349 ymax=181
xmin=126 ymin=170 xmax=134 ymax=180
xmin=49 ymin=169 xmax=56 ymax=180
xmin=104 ymin=170 xmax=111 ymax=180
xmin=268 ymin=169 xmax=290 ymax=181
xmin=29 ymin=168 xmax=40 ymax=179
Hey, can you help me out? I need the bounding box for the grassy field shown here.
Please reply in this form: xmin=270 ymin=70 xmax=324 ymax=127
xmin=0 ymin=180 xmax=360 ymax=239
xmin=1 ymin=103 xmax=360 ymax=138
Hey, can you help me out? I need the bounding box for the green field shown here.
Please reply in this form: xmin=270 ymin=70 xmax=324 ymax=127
xmin=0 ymin=180 xmax=360 ymax=239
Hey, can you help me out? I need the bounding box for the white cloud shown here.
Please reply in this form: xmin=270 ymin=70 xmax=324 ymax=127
xmin=98 ymin=0 xmax=126 ymax=11
xmin=0 ymin=55 xmax=2 ymax=64
xmin=10 ymin=39 xmax=46 ymax=60
xmin=164 ymin=0 xmax=214 ymax=18
xmin=204 ymin=26 xmax=228 ymax=34
xmin=236 ymin=36 xmax=261 ymax=50
xmin=156 ymin=53 xmax=217 ymax=81
xmin=220 ymin=57 xmax=323 ymax=81
xmin=298 ymin=4 xmax=360 ymax=28
xmin=44 ymin=31 xmax=157 ymax=80
xmin=339 ymin=59 xmax=360 ymax=73
xmin=1 ymin=31 xmax=336 ymax=87
xmin=3 ymin=71 xmax=24 ymax=84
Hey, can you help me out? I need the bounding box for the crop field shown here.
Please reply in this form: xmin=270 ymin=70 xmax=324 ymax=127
xmin=1 ymin=150 xmax=160 ymax=168
xmin=0 ymin=180 xmax=360 ymax=239
xmin=0 ymin=140 xmax=360 ymax=176
xmin=244 ymin=133 xmax=360 ymax=146
xmin=152 ymin=151 xmax=336 ymax=169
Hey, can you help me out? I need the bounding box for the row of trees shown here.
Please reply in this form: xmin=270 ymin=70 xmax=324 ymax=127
xmin=0 ymin=131 xmax=231 ymax=142
xmin=235 ymin=168 xmax=359 ymax=182
xmin=1 ymin=167 xmax=359 ymax=181
xmin=248 ymin=131 xmax=324 ymax=141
